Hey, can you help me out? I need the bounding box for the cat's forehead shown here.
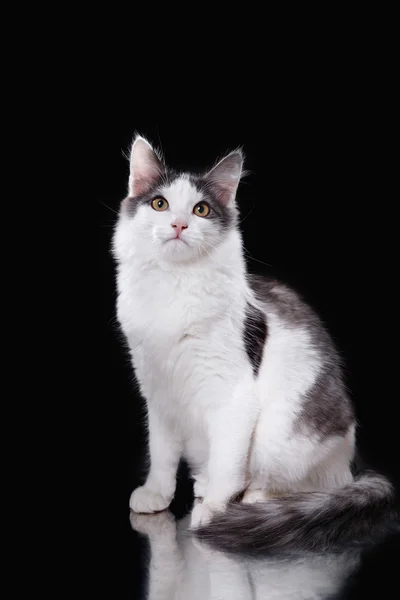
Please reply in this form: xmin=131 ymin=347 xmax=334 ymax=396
xmin=160 ymin=176 xmax=203 ymax=210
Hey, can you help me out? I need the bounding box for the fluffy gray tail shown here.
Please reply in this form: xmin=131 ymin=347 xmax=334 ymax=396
xmin=194 ymin=472 xmax=399 ymax=555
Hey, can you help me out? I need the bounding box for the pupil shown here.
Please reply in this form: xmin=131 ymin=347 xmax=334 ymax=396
xmin=157 ymin=200 xmax=163 ymax=208
xmin=198 ymin=205 xmax=204 ymax=213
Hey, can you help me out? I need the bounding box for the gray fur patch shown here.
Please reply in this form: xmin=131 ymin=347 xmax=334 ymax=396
xmin=195 ymin=473 xmax=397 ymax=556
xmin=190 ymin=176 xmax=236 ymax=231
xmin=250 ymin=274 xmax=324 ymax=329
xmin=243 ymin=302 xmax=268 ymax=377
xmin=122 ymin=169 xmax=180 ymax=218
xmin=296 ymin=366 xmax=354 ymax=438
xmin=122 ymin=170 xmax=237 ymax=233
xmin=249 ymin=275 xmax=354 ymax=437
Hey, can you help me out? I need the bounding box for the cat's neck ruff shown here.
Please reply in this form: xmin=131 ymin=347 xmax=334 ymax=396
xmin=126 ymin=227 xmax=247 ymax=283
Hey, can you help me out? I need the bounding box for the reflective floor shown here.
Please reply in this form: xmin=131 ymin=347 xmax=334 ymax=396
xmin=130 ymin=509 xmax=366 ymax=600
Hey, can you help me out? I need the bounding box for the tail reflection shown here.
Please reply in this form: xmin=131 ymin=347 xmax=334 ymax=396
xmin=130 ymin=509 xmax=360 ymax=599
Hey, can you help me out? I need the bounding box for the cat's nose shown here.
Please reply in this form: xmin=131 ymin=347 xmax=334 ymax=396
xmin=171 ymin=219 xmax=188 ymax=236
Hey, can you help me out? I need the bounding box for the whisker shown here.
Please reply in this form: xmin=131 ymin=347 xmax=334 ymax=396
xmin=99 ymin=200 xmax=119 ymax=216
xmin=244 ymin=247 xmax=272 ymax=268
xmin=238 ymin=204 xmax=257 ymax=226
xmin=199 ymin=242 xmax=219 ymax=265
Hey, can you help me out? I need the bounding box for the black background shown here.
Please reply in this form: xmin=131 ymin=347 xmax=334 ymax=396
xmin=97 ymin=92 xmax=399 ymax=595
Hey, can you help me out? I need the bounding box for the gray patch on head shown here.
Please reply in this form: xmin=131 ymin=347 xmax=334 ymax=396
xmin=122 ymin=169 xmax=181 ymax=218
xmin=249 ymin=275 xmax=355 ymax=438
xmin=121 ymin=169 xmax=237 ymax=235
xmin=190 ymin=176 xmax=237 ymax=231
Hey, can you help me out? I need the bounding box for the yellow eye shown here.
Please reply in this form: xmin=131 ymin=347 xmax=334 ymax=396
xmin=151 ymin=197 xmax=169 ymax=211
xmin=193 ymin=202 xmax=210 ymax=217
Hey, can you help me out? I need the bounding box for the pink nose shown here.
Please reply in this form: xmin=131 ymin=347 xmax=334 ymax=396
xmin=171 ymin=220 xmax=188 ymax=236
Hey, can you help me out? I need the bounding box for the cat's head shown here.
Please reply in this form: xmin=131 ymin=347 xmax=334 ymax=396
xmin=114 ymin=136 xmax=244 ymax=264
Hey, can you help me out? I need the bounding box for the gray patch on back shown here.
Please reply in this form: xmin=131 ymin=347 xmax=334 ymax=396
xmin=249 ymin=275 xmax=354 ymax=438
xmin=298 ymin=365 xmax=354 ymax=437
xmin=243 ymin=302 xmax=268 ymax=377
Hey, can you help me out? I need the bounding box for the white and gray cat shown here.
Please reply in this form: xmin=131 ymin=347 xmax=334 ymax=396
xmin=113 ymin=135 xmax=397 ymax=554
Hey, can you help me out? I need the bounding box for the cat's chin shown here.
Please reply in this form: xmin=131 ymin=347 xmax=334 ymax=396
xmin=157 ymin=240 xmax=199 ymax=264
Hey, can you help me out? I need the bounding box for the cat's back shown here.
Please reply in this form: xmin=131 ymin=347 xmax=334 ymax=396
xmin=250 ymin=274 xmax=354 ymax=437
xmin=249 ymin=273 xmax=338 ymax=357
xmin=250 ymin=274 xmax=324 ymax=331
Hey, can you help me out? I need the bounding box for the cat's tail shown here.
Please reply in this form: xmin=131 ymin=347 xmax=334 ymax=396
xmin=194 ymin=472 xmax=399 ymax=555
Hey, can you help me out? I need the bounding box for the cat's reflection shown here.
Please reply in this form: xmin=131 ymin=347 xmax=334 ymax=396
xmin=130 ymin=508 xmax=360 ymax=600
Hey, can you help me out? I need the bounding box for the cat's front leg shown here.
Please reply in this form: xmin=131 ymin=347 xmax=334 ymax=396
xmin=130 ymin=403 xmax=181 ymax=513
xmin=191 ymin=384 xmax=258 ymax=528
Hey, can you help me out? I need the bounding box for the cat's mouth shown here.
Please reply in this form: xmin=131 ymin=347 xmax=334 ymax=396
xmin=165 ymin=236 xmax=188 ymax=245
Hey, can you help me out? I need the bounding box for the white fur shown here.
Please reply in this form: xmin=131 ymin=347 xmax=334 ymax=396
xmin=114 ymin=145 xmax=355 ymax=527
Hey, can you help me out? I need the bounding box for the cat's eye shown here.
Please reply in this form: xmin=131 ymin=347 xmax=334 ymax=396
xmin=193 ymin=202 xmax=210 ymax=217
xmin=151 ymin=197 xmax=169 ymax=211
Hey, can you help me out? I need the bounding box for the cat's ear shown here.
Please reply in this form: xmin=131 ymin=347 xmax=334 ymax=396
xmin=204 ymin=150 xmax=244 ymax=207
xmin=128 ymin=135 xmax=165 ymax=196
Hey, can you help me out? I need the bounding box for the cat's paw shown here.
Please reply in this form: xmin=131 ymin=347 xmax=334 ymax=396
xmin=190 ymin=501 xmax=222 ymax=529
xmin=129 ymin=486 xmax=171 ymax=513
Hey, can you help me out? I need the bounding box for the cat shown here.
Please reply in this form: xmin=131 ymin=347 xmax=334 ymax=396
xmin=113 ymin=135 xmax=397 ymax=554
xmin=130 ymin=509 xmax=361 ymax=600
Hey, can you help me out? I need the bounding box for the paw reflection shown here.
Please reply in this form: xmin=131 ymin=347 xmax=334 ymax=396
xmin=130 ymin=509 xmax=176 ymax=537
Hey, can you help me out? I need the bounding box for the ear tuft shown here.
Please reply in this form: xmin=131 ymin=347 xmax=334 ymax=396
xmin=128 ymin=134 xmax=165 ymax=196
xmin=204 ymin=149 xmax=244 ymax=206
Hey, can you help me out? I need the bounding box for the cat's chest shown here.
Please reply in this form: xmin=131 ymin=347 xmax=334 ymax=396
xmin=117 ymin=267 xmax=228 ymax=345
xmin=117 ymin=264 xmax=246 ymax=404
